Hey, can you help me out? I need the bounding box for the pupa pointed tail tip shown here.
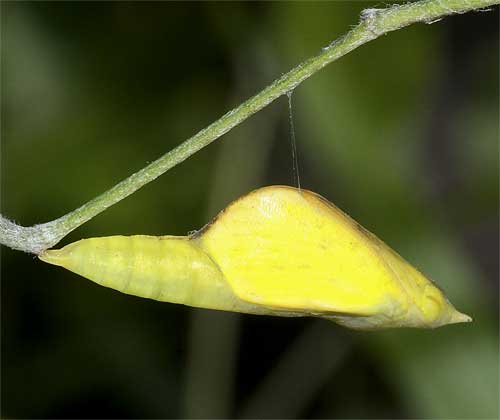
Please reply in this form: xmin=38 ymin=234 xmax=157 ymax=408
xmin=451 ymin=311 xmax=473 ymax=324
xmin=38 ymin=249 xmax=65 ymax=266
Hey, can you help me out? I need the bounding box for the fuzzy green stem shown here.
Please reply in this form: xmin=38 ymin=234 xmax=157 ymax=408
xmin=1 ymin=0 xmax=498 ymax=254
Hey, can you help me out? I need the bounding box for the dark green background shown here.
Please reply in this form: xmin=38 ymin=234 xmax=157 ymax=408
xmin=2 ymin=2 xmax=498 ymax=419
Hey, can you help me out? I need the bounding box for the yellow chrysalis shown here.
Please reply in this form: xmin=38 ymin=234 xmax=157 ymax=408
xmin=39 ymin=186 xmax=471 ymax=330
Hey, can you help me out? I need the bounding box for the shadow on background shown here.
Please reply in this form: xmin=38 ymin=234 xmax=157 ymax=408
xmin=1 ymin=2 xmax=498 ymax=419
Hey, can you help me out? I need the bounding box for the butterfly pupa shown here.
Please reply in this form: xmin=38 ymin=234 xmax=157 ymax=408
xmin=39 ymin=186 xmax=471 ymax=330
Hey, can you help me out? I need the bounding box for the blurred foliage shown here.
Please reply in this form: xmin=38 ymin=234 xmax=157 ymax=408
xmin=1 ymin=2 xmax=498 ymax=419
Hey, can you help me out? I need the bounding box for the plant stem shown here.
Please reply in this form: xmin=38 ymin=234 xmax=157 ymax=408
xmin=1 ymin=0 xmax=498 ymax=254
